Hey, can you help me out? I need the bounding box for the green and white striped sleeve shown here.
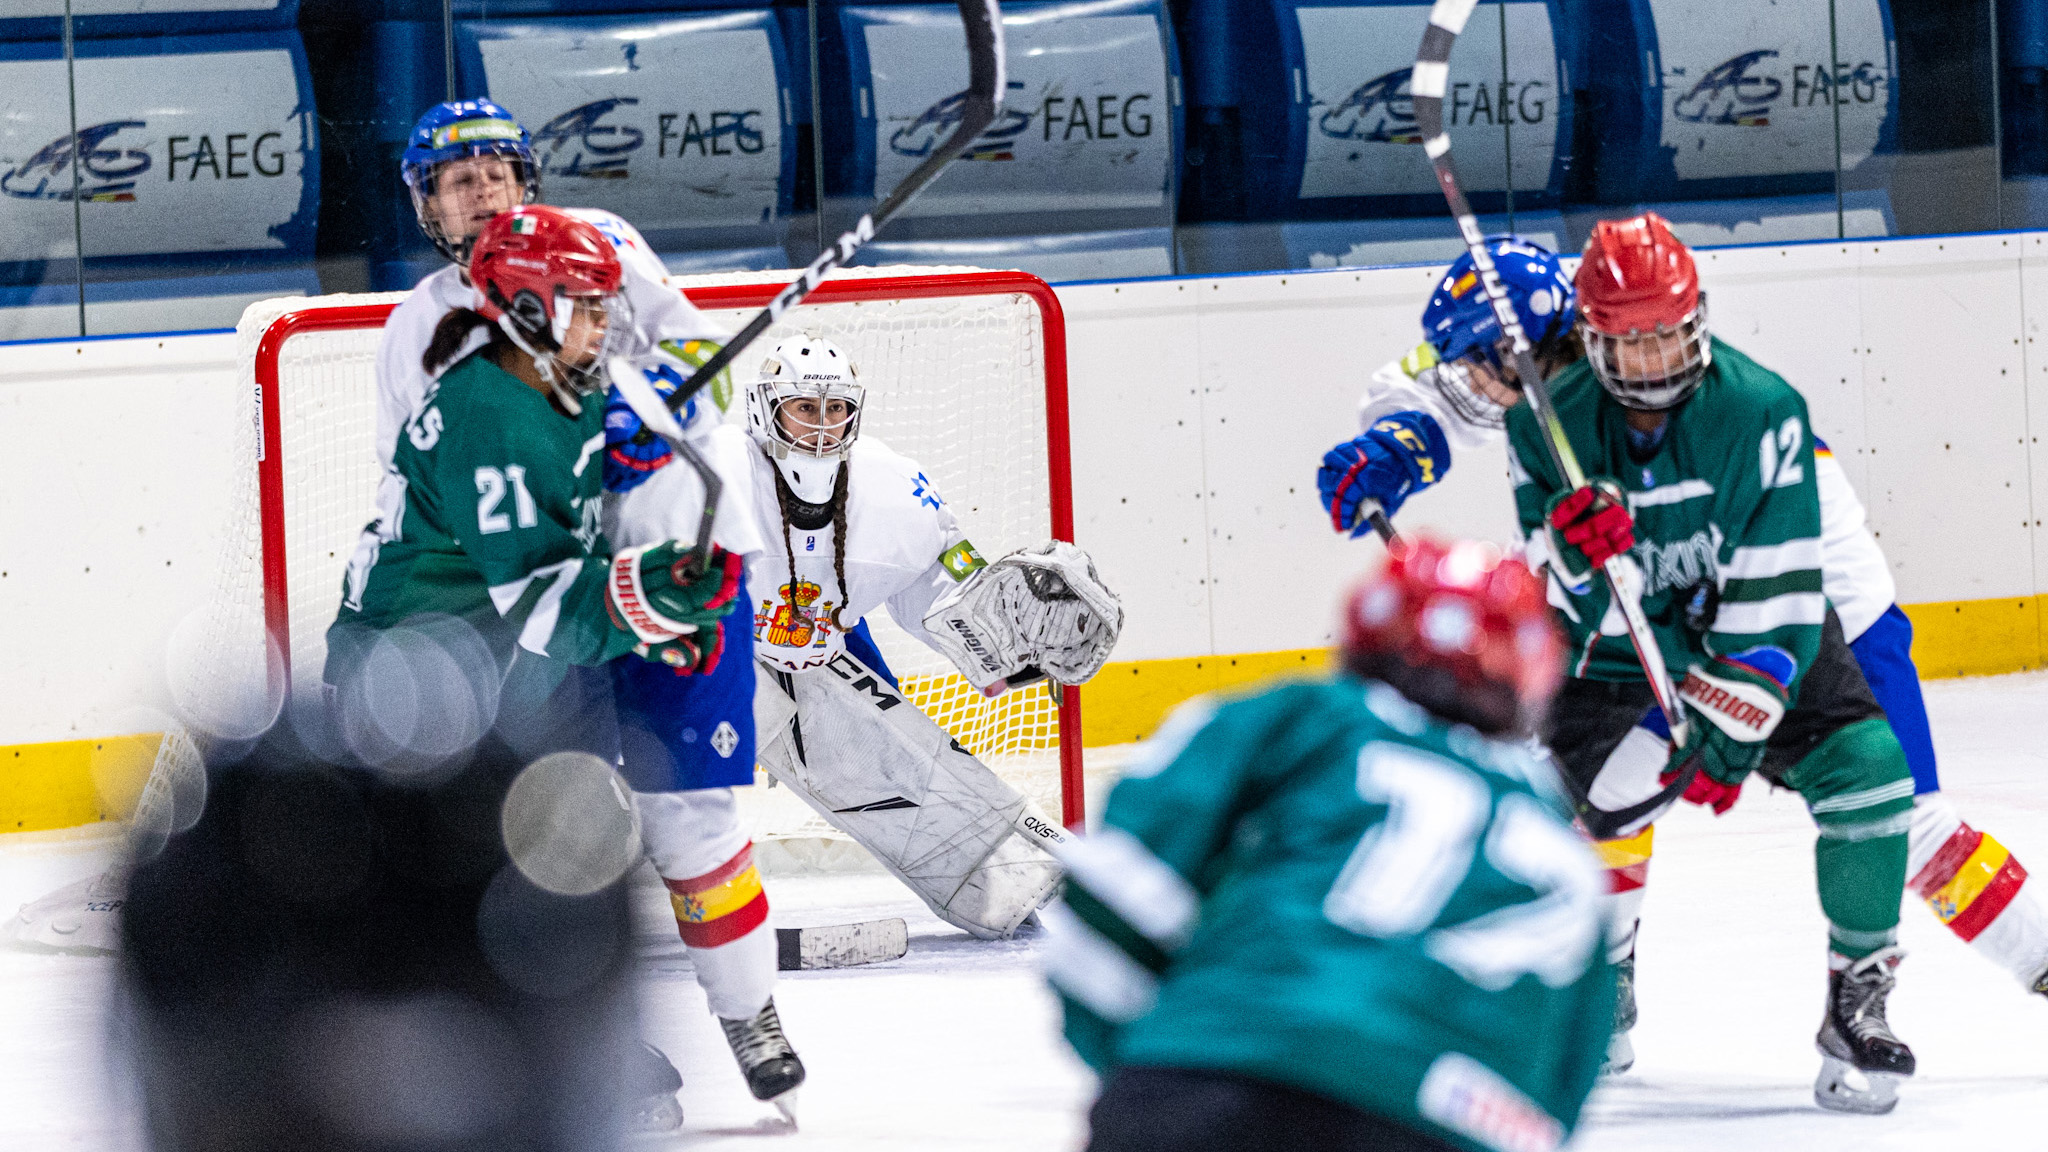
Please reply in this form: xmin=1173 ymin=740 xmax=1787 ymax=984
xmin=1711 ymin=397 xmax=1825 ymax=690
xmin=1041 ymin=697 xmax=1243 ymax=1071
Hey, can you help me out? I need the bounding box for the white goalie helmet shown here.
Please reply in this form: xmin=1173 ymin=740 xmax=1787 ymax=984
xmin=746 ymin=335 xmax=865 ymax=504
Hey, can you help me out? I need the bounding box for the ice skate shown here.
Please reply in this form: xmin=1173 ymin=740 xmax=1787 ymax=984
xmin=720 ymin=999 xmax=805 ymax=1121
xmin=627 ymin=1041 xmax=684 ymax=1132
xmin=1814 ymin=946 xmax=1915 ymax=1114
xmin=1601 ymin=955 xmax=1637 ymax=1076
xmin=2031 ymin=963 xmax=2048 ymax=1001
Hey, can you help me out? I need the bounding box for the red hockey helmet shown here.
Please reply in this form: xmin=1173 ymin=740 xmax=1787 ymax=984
xmin=1340 ymin=535 xmax=1561 ymax=735
xmin=470 ymin=206 xmax=629 ymax=404
xmin=1575 ymin=212 xmax=1711 ymax=410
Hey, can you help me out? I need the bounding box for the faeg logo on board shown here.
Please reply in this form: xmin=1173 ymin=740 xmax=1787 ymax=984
xmin=2 ymin=119 xmax=292 ymax=202
xmin=533 ymin=96 xmax=770 ymax=180
xmin=1317 ymin=67 xmax=1549 ymax=143
xmin=889 ymin=80 xmax=1031 ymax=160
xmin=1672 ymin=49 xmax=1887 ymax=126
xmin=2 ymin=121 xmax=151 ymax=201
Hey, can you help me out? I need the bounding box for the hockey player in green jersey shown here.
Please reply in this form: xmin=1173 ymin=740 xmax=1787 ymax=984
xmin=1512 ymin=212 xmax=1918 ymax=1113
xmin=1047 ymin=536 xmax=1612 ymax=1152
xmin=327 ymin=204 xmax=745 ymax=758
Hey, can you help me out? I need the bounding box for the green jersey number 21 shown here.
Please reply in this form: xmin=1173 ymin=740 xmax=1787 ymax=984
xmin=1322 ymin=744 xmax=1603 ymax=991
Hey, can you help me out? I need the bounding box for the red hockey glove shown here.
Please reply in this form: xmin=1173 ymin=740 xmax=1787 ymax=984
xmin=1658 ymin=761 xmax=1744 ymax=816
xmin=1544 ymin=478 xmax=1634 ymax=583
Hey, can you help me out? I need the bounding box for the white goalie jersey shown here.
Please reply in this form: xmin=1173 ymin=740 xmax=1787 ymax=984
xmin=744 ymin=436 xmax=978 ymax=674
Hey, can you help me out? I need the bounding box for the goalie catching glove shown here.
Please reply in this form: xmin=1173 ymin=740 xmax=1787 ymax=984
xmin=923 ymin=541 xmax=1123 ymax=693
xmin=1658 ymin=649 xmax=1793 ymax=815
xmin=608 ymin=542 xmax=744 ymax=660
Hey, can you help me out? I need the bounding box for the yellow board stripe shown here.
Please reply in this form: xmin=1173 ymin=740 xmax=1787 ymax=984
xmin=672 ymin=864 xmax=765 ymax=924
xmin=0 ymin=735 xmax=160 ymax=833
xmin=1929 ymin=836 xmax=2013 ymax=925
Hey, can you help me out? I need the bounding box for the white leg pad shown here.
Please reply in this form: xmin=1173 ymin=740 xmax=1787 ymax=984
xmin=753 ymin=652 xmax=1061 ymax=940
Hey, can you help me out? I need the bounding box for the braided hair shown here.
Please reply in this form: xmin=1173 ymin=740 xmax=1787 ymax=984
xmin=772 ymin=459 xmax=854 ymax=634
xmin=422 ymin=307 xmax=513 ymax=376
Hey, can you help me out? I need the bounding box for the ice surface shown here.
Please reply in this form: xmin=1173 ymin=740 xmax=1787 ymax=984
xmin=3 ymin=673 xmax=2045 ymax=1150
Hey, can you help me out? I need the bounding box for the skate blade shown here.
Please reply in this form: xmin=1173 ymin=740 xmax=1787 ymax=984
xmin=770 ymin=1090 xmax=799 ymax=1127
xmin=1813 ymin=1055 xmax=1903 ymax=1115
xmin=1600 ymin=1031 xmax=1635 ymax=1077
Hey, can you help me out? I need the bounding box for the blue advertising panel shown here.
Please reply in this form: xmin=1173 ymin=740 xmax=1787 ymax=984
xmin=1578 ymin=0 xmax=1897 ymax=203
xmin=0 ymin=0 xmax=296 ymax=42
xmin=455 ymin=12 xmax=795 ymax=256
xmin=0 ymin=32 xmax=317 ymax=270
xmin=827 ymin=0 xmax=1181 ymax=231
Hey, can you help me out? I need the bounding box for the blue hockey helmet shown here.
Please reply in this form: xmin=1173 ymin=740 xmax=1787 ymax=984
xmin=400 ymin=99 xmax=540 ymax=264
xmin=1420 ymin=235 xmax=1577 ymax=370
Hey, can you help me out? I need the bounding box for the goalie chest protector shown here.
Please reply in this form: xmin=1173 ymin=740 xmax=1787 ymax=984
xmin=745 ymin=438 xmax=977 ymax=674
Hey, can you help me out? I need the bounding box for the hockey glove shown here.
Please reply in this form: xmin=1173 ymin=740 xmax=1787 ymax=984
xmin=1317 ymin=410 xmax=1450 ymax=533
xmin=607 ymin=543 xmax=744 ymax=645
xmin=1543 ymin=479 xmax=1634 ymax=586
xmin=1658 ymin=649 xmax=1794 ymax=815
xmin=634 ymin=616 xmax=727 ymax=676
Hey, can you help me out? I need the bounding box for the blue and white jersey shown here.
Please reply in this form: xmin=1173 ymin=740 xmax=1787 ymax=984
xmin=371 ymin=207 xmax=726 ymax=472
xmin=743 ymin=438 xmax=977 ymax=674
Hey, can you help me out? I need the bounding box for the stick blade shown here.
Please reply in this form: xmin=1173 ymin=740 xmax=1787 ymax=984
xmin=775 ymin=918 xmax=910 ymax=971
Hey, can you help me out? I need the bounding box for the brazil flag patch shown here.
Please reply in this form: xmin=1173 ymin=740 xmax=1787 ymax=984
xmin=939 ymin=540 xmax=987 ymax=582
xmin=658 ymin=338 xmax=733 ymax=412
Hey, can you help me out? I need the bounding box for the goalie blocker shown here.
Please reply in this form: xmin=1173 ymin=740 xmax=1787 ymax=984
xmin=754 ymin=646 xmax=1068 ymax=939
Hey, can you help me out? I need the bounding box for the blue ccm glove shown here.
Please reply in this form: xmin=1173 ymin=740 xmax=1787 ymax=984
xmin=1316 ymin=410 xmax=1451 ymax=534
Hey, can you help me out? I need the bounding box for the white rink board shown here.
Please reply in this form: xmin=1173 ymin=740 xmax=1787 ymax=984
xmin=6 ymin=233 xmax=2048 ymax=741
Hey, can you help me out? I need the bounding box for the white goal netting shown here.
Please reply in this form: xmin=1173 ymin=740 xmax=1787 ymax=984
xmin=164 ymin=265 xmax=1073 ymax=851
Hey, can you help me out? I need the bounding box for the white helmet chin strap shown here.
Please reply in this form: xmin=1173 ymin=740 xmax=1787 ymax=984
xmin=495 ymin=314 xmax=582 ymax=415
xmin=773 ymin=453 xmax=841 ymax=505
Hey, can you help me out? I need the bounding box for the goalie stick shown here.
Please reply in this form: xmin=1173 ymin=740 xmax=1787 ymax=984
xmin=1411 ymin=0 xmax=1695 ymax=829
xmin=633 ymin=0 xmax=1007 ymax=575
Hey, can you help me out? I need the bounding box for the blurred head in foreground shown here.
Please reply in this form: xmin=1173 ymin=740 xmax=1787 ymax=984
xmin=1340 ymin=534 xmax=1562 ymax=736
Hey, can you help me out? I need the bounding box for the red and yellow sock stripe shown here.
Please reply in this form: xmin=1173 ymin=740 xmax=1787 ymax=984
xmin=665 ymin=843 xmax=769 ymax=949
xmin=1594 ymin=825 xmax=1655 ymax=893
xmin=1911 ymin=824 xmax=2029 ymax=942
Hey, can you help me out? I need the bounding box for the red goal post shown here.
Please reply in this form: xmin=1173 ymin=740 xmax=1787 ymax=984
xmin=246 ymin=268 xmax=1085 ymax=828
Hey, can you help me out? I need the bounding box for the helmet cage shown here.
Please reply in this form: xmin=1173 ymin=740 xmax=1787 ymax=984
xmin=1583 ymin=292 xmax=1712 ymax=411
xmin=750 ymin=376 xmax=865 ymax=460
xmin=491 ymin=286 xmax=633 ymax=407
xmin=405 ymin=151 xmax=540 ymax=266
xmin=1428 ymin=357 xmax=1511 ymax=430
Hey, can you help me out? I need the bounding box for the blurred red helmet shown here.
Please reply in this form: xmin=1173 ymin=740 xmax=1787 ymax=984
xmin=1575 ymin=212 xmax=1711 ymax=410
xmin=1340 ymin=535 xmax=1562 ymax=735
xmin=469 ymin=206 xmax=627 ymax=401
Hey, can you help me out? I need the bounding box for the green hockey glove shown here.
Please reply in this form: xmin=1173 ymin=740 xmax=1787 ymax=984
xmin=1659 ymin=652 xmax=1793 ymax=813
xmin=606 ymin=543 xmax=744 ymax=644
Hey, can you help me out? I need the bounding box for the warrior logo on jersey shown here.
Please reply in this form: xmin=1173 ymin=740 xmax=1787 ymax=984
xmin=760 ymin=579 xmax=834 ymax=648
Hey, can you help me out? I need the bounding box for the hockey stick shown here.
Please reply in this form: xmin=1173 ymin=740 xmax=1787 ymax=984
xmin=1411 ymin=0 xmax=1695 ymax=821
xmin=642 ymin=0 xmax=1007 ymax=574
xmin=1350 ymin=498 xmax=1399 ymax=544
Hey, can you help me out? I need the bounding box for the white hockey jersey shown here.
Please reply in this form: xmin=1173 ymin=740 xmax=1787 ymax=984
xmin=372 ymin=207 xmax=726 ymax=471
xmin=743 ymin=438 xmax=979 ymax=674
xmin=1363 ymin=354 xmax=1898 ymax=643
xmin=600 ymin=374 xmax=766 ymax=563
xmin=1356 ymin=346 xmax=1502 ymax=452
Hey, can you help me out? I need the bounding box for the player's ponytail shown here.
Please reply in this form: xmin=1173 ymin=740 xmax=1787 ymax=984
xmin=422 ymin=307 xmax=509 ymax=376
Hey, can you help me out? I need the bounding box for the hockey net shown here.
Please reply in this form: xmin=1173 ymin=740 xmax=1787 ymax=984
xmin=165 ymin=265 xmax=1082 ymax=851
